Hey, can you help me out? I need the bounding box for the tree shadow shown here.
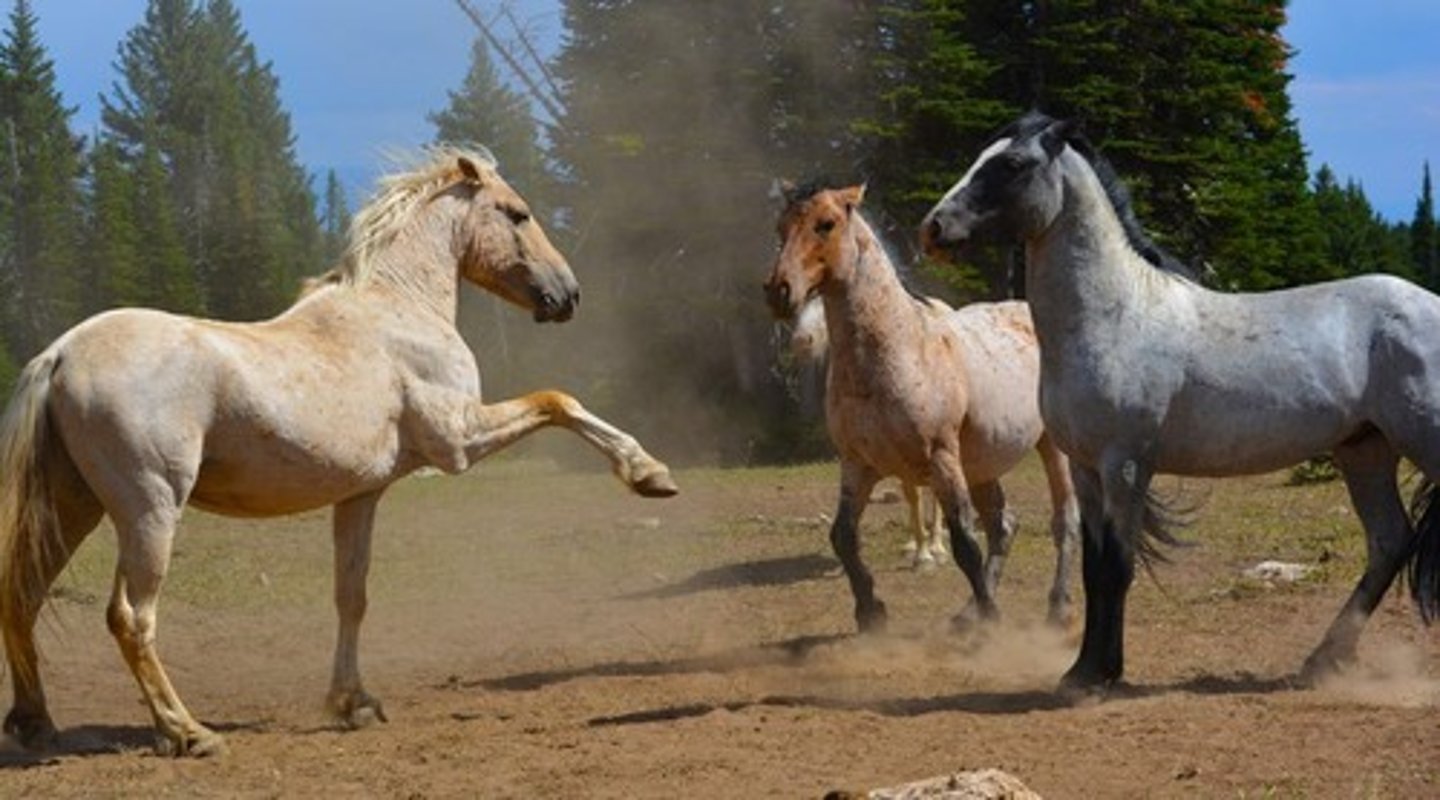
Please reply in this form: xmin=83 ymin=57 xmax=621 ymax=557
xmin=464 ymin=632 xmax=851 ymax=692
xmin=0 ymin=718 xmax=271 ymax=767
xmin=585 ymin=670 xmax=1305 ymax=728
xmin=619 ymin=553 xmax=839 ymax=601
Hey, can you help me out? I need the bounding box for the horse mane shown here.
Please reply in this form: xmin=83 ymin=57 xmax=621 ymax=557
xmin=334 ymin=144 xmax=500 ymax=288
xmin=999 ymin=111 xmax=1200 ymax=283
xmin=779 ymin=178 xmax=932 ymax=305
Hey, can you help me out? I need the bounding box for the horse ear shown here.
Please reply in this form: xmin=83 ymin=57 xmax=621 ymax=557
xmin=1041 ymin=118 xmax=1081 ymax=159
xmin=771 ymin=178 xmax=798 ymax=203
xmin=457 ymin=156 xmax=484 ymax=185
xmin=840 ymin=183 xmax=866 ymax=214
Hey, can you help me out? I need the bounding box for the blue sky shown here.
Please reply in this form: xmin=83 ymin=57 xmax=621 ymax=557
xmin=36 ymin=1 xmax=1440 ymax=222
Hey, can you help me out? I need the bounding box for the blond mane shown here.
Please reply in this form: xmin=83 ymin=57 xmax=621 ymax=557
xmin=335 ymin=144 xmax=499 ymax=288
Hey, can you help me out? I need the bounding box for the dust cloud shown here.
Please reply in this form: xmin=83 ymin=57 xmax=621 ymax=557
xmin=458 ymin=2 xmax=880 ymax=468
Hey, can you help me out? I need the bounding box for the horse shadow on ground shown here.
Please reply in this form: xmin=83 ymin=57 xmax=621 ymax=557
xmin=463 ymin=632 xmax=850 ymax=693
xmin=0 ymin=719 xmax=270 ymax=767
xmin=618 ymin=553 xmax=840 ymax=601
xmin=584 ymin=671 xmax=1303 ymax=728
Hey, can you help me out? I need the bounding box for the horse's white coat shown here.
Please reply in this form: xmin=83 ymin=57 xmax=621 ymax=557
xmin=0 ymin=150 xmax=677 ymax=755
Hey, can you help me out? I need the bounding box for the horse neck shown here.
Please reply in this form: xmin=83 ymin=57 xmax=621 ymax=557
xmin=820 ymin=219 xmax=918 ymax=358
xmin=1024 ymin=150 xmax=1172 ymax=338
xmin=362 ymin=202 xmax=462 ymax=324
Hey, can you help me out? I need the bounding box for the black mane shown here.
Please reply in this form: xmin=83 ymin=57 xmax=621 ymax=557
xmin=1000 ymin=111 xmax=1200 ymax=282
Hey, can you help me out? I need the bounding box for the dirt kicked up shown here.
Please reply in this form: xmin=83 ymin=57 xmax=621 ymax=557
xmin=1 ymin=457 xmax=1437 ymax=797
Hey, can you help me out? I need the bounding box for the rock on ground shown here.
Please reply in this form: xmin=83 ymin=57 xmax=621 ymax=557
xmin=826 ymin=768 xmax=1042 ymax=800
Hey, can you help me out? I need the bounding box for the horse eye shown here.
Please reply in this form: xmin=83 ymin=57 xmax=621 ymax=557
xmin=504 ymin=207 xmax=531 ymax=225
xmin=814 ymin=219 xmax=836 ymax=235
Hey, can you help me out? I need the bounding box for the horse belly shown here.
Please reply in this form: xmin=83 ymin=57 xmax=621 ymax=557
xmin=190 ymin=420 xmax=406 ymax=517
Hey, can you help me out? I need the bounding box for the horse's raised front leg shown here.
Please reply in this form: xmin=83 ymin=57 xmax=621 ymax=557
xmin=1301 ymin=433 xmax=1409 ymax=684
xmin=437 ymin=390 xmax=676 ymax=497
xmin=1060 ymin=458 xmax=1141 ymax=693
xmin=830 ymin=462 xmax=883 ymax=632
xmin=327 ymin=490 xmax=388 ymax=729
xmin=931 ymin=452 xmax=997 ymax=627
xmin=1038 ymin=436 xmax=1080 ymax=627
xmin=107 ymin=503 xmax=224 ymax=757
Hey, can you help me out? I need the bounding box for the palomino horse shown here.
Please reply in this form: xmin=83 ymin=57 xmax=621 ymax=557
xmin=791 ymin=295 xmax=949 ymax=568
xmin=0 ymin=147 xmax=677 ymax=756
xmin=764 ymin=182 xmax=1079 ymax=632
xmin=922 ymin=110 xmax=1440 ymax=690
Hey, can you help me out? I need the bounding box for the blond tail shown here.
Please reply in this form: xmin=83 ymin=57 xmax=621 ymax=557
xmin=0 ymin=352 xmax=62 ymax=686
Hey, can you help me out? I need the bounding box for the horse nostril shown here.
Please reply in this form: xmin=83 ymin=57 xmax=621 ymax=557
xmin=927 ymin=216 xmax=943 ymax=244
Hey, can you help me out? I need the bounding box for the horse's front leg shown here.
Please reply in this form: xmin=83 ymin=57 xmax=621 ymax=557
xmin=931 ymin=451 xmax=997 ymax=627
xmin=831 ymin=461 xmax=883 ymax=632
xmin=1060 ymin=458 xmax=1141 ymax=694
xmin=457 ymin=391 xmax=677 ymax=497
xmin=328 ymin=491 xmax=387 ymax=729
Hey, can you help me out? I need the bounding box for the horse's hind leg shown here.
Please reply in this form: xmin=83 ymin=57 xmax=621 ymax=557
xmin=1301 ymin=433 xmax=1409 ymax=683
xmin=1038 ymin=436 xmax=1080 ymax=627
xmin=830 ymin=461 xmax=883 ymax=632
xmin=4 ymin=447 xmax=103 ymax=748
xmin=107 ymin=501 xmax=223 ymax=757
xmin=900 ymin=481 xmax=933 ymax=569
xmin=971 ymin=481 xmax=1017 ymax=600
xmin=327 ymin=491 xmax=387 ymax=729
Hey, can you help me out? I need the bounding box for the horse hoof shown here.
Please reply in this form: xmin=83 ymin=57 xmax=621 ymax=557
xmin=3 ymin=709 xmax=57 ymax=751
xmin=856 ymin=602 xmax=888 ymax=634
xmin=156 ymin=728 xmax=228 ymax=758
xmin=631 ymin=466 xmax=679 ymax=498
xmin=1297 ymin=650 xmax=1350 ymax=687
xmin=330 ymin=690 xmax=389 ymax=730
xmin=1058 ymin=663 xmax=1121 ymax=699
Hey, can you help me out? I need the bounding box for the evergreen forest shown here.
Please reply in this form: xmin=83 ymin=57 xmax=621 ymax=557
xmin=0 ymin=0 xmax=1433 ymax=465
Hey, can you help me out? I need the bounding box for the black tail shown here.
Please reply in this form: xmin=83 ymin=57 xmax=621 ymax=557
xmin=1408 ymin=480 xmax=1440 ymax=623
xmin=1135 ymin=487 xmax=1198 ymax=567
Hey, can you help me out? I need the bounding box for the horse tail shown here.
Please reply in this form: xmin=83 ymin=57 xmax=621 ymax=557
xmin=1407 ymin=480 xmax=1440 ymax=623
xmin=1136 ymin=487 xmax=1197 ymax=567
xmin=0 ymin=350 xmax=64 ymax=685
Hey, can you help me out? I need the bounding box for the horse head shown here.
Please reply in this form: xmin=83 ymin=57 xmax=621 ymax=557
xmin=764 ymin=181 xmax=866 ymax=320
xmin=920 ymin=112 xmax=1079 ymax=262
xmin=452 ymin=155 xmax=580 ymax=323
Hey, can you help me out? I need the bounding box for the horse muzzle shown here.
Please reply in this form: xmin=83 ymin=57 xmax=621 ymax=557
xmin=763 ymin=278 xmax=797 ymax=320
xmin=920 ymin=212 xmax=968 ymax=263
xmin=531 ymin=280 xmax=580 ymax=323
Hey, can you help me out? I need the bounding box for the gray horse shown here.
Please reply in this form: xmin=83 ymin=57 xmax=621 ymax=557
xmin=922 ymin=111 xmax=1440 ymax=690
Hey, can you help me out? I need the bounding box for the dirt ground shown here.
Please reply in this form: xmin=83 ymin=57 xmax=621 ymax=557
xmin=0 ymin=453 xmax=1437 ymax=798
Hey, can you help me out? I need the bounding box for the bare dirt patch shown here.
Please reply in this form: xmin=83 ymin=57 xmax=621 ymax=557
xmin=1 ymin=455 xmax=1437 ymax=797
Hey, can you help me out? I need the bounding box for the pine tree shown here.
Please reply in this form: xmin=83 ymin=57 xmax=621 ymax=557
xmin=1312 ymin=164 xmax=1413 ymax=279
xmin=430 ymin=39 xmax=552 ymax=213
xmin=84 ymin=137 xmax=145 ymax=311
xmin=1413 ymin=162 xmax=1438 ymax=288
xmin=1014 ymin=0 xmax=1328 ymax=289
xmin=320 ymin=168 xmax=349 ymax=267
xmin=101 ymin=0 xmax=320 ymax=319
xmin=134 ymin=120 xmax=202 ymax=313
xmin=0 ymin=0 xmax=85 ymax=357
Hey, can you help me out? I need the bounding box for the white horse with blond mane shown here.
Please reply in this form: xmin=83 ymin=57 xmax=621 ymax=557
xmin=0 ymin=147 xmax=677 ymax=756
